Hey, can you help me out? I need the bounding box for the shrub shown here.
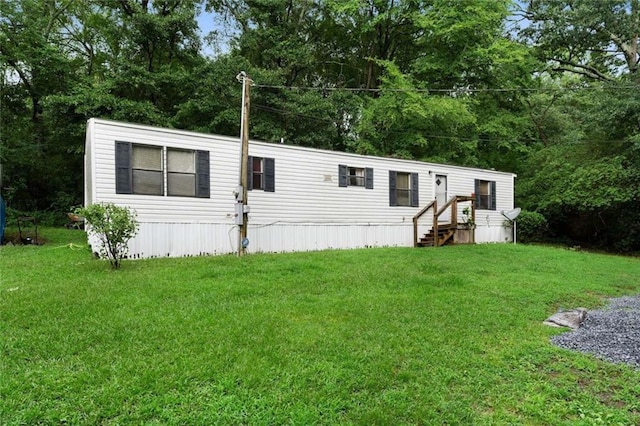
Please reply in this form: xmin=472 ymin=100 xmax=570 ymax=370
xmin=516 ymin=210 xmax=549 ymax=243
xmin=75 ymin=203 xmax=138 ymax=269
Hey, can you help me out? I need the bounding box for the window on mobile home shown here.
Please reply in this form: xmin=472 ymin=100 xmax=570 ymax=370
xmin=389 ymin=171 xmax=419 ymax=207
xmin=132 ymin=144 xmax=164 ymax=195
xmin=338 ymin=165 xmax=374 ymax=188
xmin=115 ymin=142 xmax=210 ymax=198
xmin=251 ymin=157 xmax=264 ymax=190
xmin=247 ymin=156 xmax=275 ymax=192
xmin=475 ymin=179 xmax=496 ymax=210
xmin=167 ymin=149 xmax=196 ymax=197
xmin=396 ymin=172 xmax=411 ymax=206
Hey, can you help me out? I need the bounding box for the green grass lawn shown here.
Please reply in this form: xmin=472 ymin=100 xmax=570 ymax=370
xmin=2 ymin=228 xmax=640 ymax=425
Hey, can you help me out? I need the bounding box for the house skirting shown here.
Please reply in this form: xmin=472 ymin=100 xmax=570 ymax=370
xmin=87 ymin=221 xmax=513 ymax=259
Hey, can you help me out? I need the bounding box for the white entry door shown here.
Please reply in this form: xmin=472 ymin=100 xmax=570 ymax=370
xmin=435 ymin=174 xmax=450 ymax=223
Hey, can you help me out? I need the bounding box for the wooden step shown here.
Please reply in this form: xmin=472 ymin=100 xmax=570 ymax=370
xmin=433 ymin=223 xmax=458 ymax=231
xmin=417 ymin=224 xmax=459 ymax=247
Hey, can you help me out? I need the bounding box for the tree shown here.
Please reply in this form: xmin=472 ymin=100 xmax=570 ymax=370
xmin=203 ymin=0 xmax=535 ymax=170
xmin=517 ymin=80 xmax=640 ymax=251
xmin=519 ymin=0 xmax=640 ymax=80
xmin=323 ymin=0 xmax=428 ymax=90
xmin=1 ymin=0 xmax=205 ymax=215
xmin=1 ymin=0 xmax=84 ymax=211
xmin=199 ymin=1 xmax=360 ymax=150
xmin=513 ymin=0 xmax=640 ymax=250
xmin=356 ymin=61 xmax=477 ymax=163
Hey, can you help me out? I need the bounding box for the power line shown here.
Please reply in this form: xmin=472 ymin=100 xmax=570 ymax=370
xmin=251 ymin=84 xmax=638 ymax=146
xmin=253 ymin=104 xmax=336 ymax=124
xmin=254 ymin=83 xmax=640 ymax=94
xmin=252 ymin=104 xmax=634 ymax=146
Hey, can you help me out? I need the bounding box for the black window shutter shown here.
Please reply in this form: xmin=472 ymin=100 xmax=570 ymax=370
xmin=490 ymin=180 xmax=497 ymax=210
xmin=410 ymin=172 xmax=419 ymax=207
xmin=264 ymin=157 xmax=275 ymax=192
xmin=115 ymin=141 xmax=132 ymax=194
xmin=195 ymin=150 xmax=210 ymax=198
xmin=474 ymin=179 xmax=480 ymax=209
xmin=246 ymin=156 xmax=253 ymax=191
xmin=389 ymin=171 xmax=397 ymax=206
xmin=338 ymin=164 xmax=347 ymax=187
xmin=365 ymin=167 xmax=374 ymax=189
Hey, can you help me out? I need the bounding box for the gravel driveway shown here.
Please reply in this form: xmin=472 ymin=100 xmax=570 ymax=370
xmin=551 ymin=295 xmax=640 ymax=368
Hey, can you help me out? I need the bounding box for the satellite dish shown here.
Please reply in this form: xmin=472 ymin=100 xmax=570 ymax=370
xmin=501 ymin=208 xmax=521 ymax=244
xmin=501 ymin=208 xmax=521 ymax=222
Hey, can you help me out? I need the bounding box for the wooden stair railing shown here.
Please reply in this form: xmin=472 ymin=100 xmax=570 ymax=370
xmin=412 ymin=200 xmax=436 ymax=247
xmin=413 ymin=195 xmax=476 ymax=247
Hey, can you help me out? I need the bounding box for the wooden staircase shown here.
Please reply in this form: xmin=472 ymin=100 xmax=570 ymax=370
xmin=413 ymin=195 xmax=476 ymax=248
xmin=417 ymin=223 xmax=457 ymax=247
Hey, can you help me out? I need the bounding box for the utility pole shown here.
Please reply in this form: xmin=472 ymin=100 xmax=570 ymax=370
xmin=236 ymin=72 xmax=252 ymax=256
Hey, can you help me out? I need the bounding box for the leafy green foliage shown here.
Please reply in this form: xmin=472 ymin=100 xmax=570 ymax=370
xmin=412 ymin=0 xmax=515 ymax=88
xmin=1 ymin=0 xmax=204 ymax=213
xmin=0 ymin=0 xmax=85 ymax=211
xmin=356 ymin=61 xmax=477 ymax=163
xmin=519 ymin=0 xmax=640 ymax=79
xmin=76 ymin=203 xmax=138 ymax=269
xmin=517 ymin=80 xmax=640 ymax=250
xmin=521 ymin=152 xmax=639 ymax=213
xmin=516 ymin=210 xmax=549 ymax=243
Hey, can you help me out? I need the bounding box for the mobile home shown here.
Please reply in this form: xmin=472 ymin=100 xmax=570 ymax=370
xmin=84 ymin=118 xmax=516 ymax=258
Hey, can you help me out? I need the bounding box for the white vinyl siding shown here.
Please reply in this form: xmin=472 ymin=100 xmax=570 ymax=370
xmin=86 ymin=118 xmax=516 ymax=257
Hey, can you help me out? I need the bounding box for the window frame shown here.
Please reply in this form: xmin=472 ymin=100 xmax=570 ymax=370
xmin=247 ymin=156 xmax=275 ymax=192
xmin=167 ymin=148 xmax=196 ymax=197
xmin=250 ymin=156 xmax=264 ymax=190
xmin=338 ymin=164 xmax=374 ymax=189
xmin=115 ymin=141 xmax=210 ymax=198
xmin=389 ymin=170 xmax=419 ymax=207
xmin=132 ymin=143 xmax=164 ymax=196
xmin=474 ymin=179 xmax=496 ymax=210
xmin=348 ymin=167 xmax=365 ymax=187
